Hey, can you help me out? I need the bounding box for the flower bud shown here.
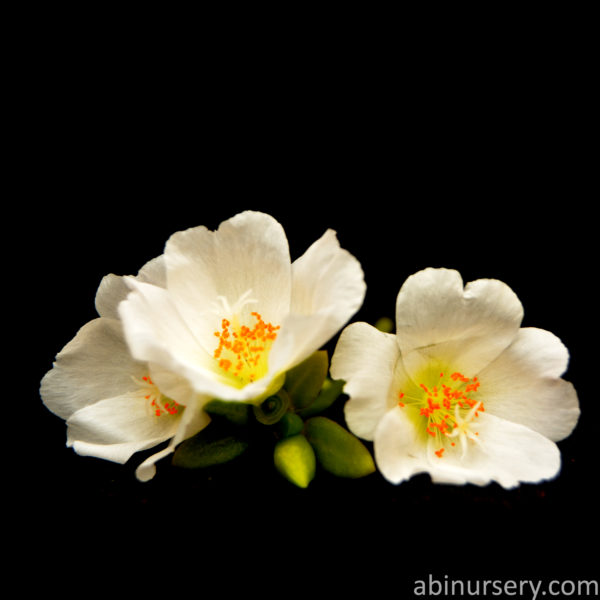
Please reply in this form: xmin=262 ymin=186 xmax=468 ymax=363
xmin=273 ymin=434 xmax=316 ymax=488
xmin=277 ymin=412 xmax=305 ymax=438
xmin=305 ymin=416 xmax=375 ymax=479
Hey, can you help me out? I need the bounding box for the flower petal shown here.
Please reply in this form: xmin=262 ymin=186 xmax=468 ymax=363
xmin=148 ymin=362 xmax=211 ymax=408
xmin=288 ymin=229 xmax=366 ymax=356
xmin=163 ymin=211 xmax=292 ymax=352
xmin=479 ymin=327 xmax=580 ymax=441
xmin=135 ymin=445 xmax=175 ymax=482
xmin=267 ymin=231 xmax=365 ymax=387
xmin=118 ymin=278 xmax=281 ymax=403
xmin=95 ymin=275 xmax=131 ymax=320
xmin=66 ymin=393 xmax=180 ymax=464
xmin=373 ymin=406 xmax=429 ymax=484
xmin=95 ymin=255 xmax=166 ymax=319
xmin=374 ymin=407 xmax=561 ymax=488
xmin=395 ymin=268 xmax=524 ymax=377
xmin=135 ymin=395 xmax=211 ymax=481
xmin=330 ymin=322 xmax=399 ymax=441
xmin=431 ymin=413 xmax=561 ymax=489
xmin=137 ymin=255 xmax=167 ymax=287
xmin=119 ymin=278 xmax=211 ymax=366
xmin=40 ymin=318 xmax=147 ymax=420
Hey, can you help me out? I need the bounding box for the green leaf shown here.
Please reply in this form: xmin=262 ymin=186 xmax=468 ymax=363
xmin=284 ymin=350 xmax=329 ymax=410
xmin=273 ymin=434 xmax=316 ymax=489
xmin=305 ymin=416 xmax=375 ymax=479
xmin=277 ymin=412 xmax=305 ymax=438
xmin=172 ymin=427 xmax=249 ymax=469
xmin=297 ymin=377 xmax=345 ymax=418
xmin=204 ymin=399 xmax=250 ymax=426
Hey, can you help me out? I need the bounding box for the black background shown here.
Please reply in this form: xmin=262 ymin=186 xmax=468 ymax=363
xmin=15 ymin=17 xmax=597 ymax=597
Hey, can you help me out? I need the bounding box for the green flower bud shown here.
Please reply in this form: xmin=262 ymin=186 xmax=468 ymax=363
xmin=273 ymin=434 xmax=316 ymax=488
xmin=305 ymin=416 xmax=375 ymax=479
xmin=277 ymin=412 xmax=305 ymax=438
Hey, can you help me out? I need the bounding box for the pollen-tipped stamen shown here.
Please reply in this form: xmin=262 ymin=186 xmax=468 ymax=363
xmin=213 ymin=309 xmax=280 ymax=384
xmin=398 ymin=372 xmax=484 ymax=458
xmin=131 ymin=374 xmax=180 ymax=417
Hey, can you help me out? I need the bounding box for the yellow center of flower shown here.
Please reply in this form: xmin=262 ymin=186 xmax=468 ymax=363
xmin=133 ymin=375 xmax=180 ymax=417
xmin=397 ymin=370 xmax=484 ymax=458
xmin=213 ymin=311 xmax=280 ymax=385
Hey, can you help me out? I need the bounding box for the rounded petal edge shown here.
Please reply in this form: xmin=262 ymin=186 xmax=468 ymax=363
xmin=95 ymin=255 xmax=166 ymax=319
xmin=395 ymin=268 xmax=524 ymax=377
xmin=330 ymin=322 xmax=398 ymax=441
xmin=40 ymin=317 xmax=146 ymax=420
xmin=479 ymin=327 xmax=580 ymax=442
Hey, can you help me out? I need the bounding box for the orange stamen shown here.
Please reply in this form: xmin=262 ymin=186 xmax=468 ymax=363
xmin=400 ymin=371 xmax=484 ymax=454
xmin=213 ymin=311 xmax=280 ymax=382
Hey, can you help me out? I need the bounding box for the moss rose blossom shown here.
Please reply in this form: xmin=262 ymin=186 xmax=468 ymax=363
xmin=118 ymin=210 xmax=366 ymax=406
xmin=331 ymin=267 xmax=579 ymax=489
xmin=41 ymin=211 xmax=366 ymax=480
xmin=40 ymin=256 xmax=209 ymax=481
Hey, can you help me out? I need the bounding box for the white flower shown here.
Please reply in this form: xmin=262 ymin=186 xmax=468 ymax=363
xmin=40 ymin=256 xmax=210 ymax=481
xmin=330 ymin=267 xmax=580 ymax=489
xmin=118 ymin=211 xmax=366 ymax=406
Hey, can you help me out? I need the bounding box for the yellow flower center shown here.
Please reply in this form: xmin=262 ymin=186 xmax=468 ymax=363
xmin=397 ymin=370 xmax=484 ymax=458
xmin=213 ymin=311 xmax=280 ymax=385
